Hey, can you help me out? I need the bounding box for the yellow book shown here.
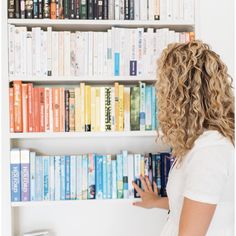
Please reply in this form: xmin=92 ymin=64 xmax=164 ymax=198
xmin=114 ymin=82 xmax=119 ymax=131
xmin=118 ymin=85 xmax=124 ymax=131
xmin=80 ymin=83 xmax=85 ymax=131
xmin=95 ymin=87 xmax=101 ymax=131
xmin=91 ymin=87 xmax=96 ymax=132
xmin=85 ymin=85 xmax=91 ymax=131
xmin=74 ymin=87 xmax=80 ymax=132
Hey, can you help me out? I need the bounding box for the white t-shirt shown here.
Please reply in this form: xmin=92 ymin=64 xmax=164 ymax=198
xmin=160 ymin=130 xmax=234 ymax=236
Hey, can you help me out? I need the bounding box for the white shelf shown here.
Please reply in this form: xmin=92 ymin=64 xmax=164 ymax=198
xmin=9 ymin=76 xmax=156 ymax=85
xmin=11 ymin=198 xmax=139 ymax=207
xmin=10 ymin=131 xmax=157 ymax=139
xmin=8 ymin=19 xmax=195 ymax=31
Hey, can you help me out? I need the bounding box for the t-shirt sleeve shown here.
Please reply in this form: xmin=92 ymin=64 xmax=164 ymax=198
xmin=183 ymin=146 xmax=231 ymax=204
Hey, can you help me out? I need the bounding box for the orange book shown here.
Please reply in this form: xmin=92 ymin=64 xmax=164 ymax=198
xmin=34 ymin=88 xmax=40 ymax=132
xmin=50 ymin=0 xmax=57 ymax=19
xmin=9 ymin=88 xmax=14 ymax=132
xmin=39 ymin=88 xmax=45 ymax=132
xmin=60 ymin=87 xmax=65 ymax=132
xmin=13 ymin=81 xmax=23 ymax=132
xmin=22 ymin=84 xmax=28 ymax=132
xmin=44 ymin=88 xmax=50 ymax=132
xmin=52 ymin=88 xmax=60 ymax=132
xmin=114 ymin=82 xmax=119 ymax=131
xmin=28 ymin=83 xmax=34 ymax=132
xmin=189 ymin=32 xmax=195 ymax=41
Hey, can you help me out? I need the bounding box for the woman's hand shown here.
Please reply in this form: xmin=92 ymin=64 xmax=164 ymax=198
xmin=132 ymin=175 xmax=160 ymax=209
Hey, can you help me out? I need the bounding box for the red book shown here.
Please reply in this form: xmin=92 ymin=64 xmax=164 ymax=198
xmin=22 ymin=84 xmax=28 ymax=132
xmin=52 ymin=88 xmax=60 ymax=132
xmin=28 ymin=83 xmax=34 ymax=132
xmin=44 ymin=88 xmax=50 ymax=132
xmin=13 ymin=81 xmax=23 ymax=132
xmin=39 ymin=88 xmax=45 ymax=132
xmin=34 ymin=87 xmax=40 ymax=132
xmin=9 ymin=88 xmax=14 ymax=132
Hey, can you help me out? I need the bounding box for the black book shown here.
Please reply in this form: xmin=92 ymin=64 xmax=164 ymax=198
xmin=15 ymin=0 xmax=20 ymax=18
xmin=67 ymin=0 xmax=74 ymax=18
xmin=38 ymin=0 xmax=43 ymax=18
xmin=8 ymin=0 xmax=15 ymax=18
xmin=20 ymin=0 xmax=26 ymax=18
xmin=43 ymin=0 xmax=50 ymax=18
xmin=65 ymin=90 xmax=70 ymax=132
xmin=87 ymin=0 xmax=93 ymax=19
xmin=103 ymin=0 xmax=108 ymax=19
xmin=93 ymin=0 xmax=98 ymax=19
xmin=33 ymin=0 xmax=39 ymax=18
xmin=97 ymin=0 xmax=103 ymax=19
xmin=129 ymin=0 xmax=134 ymax=20
xmin=134 ymin=178 xmax=141 ymax=198
xmin=75 ymin=0 xmax=80 ymax=18
xmin=124 ymin=0 xmax=129 ymax=19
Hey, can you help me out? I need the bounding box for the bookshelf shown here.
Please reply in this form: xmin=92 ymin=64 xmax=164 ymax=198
xmin=2 ymin=1 xmax=197 ymax=236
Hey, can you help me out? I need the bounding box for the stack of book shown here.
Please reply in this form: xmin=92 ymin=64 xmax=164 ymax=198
xmin=10 ymin=81 xmax=157 ymax=133
xmin=8 ymin=0 xmax=194 ymax=21
xmin=11 ymin=149 xmax=174 ymax=202
xmin=8 ymin=25 xmax=195 ymax=77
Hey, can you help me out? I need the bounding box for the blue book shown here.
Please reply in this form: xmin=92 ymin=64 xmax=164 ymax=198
xmin=54 ymin=156 xmax=61 ymax=201
xmin=43 ymin=156 xmax=49 ymax=200
xmin=95 ymin=155 xmax=103 ymax=199
xmin=116 ymin=154 xmax=123 ymax=199
xmin=10 ymin=149 xmax=21 ymax=202
xmin=151 ymin=86 xmax=157 ymax=130
xmin=145 ymin=86 xmax=152 ymax=130
xmin=30 ymin=152 xmax=36 ymax=201
xmin=106 ymin=155 xmax=112 ymax=199
xmin=82 ymin=155 xmax=88 ymax=200
xmin=49 ymin=156 xmax=55 ymax=201
xmin=70 ymin=156 xmax=77 ymax=200
xmin=65 ymin=155 xmax=71 ymax=200
xmin=111 ymin=155 xmax=117 ymax=199
xmin=88 ymin=154 xmax=96 ymax=199
xmin=114 ymin=53 xmax=120 ymax=76
xmin=76 ymin=155 xmax=83 ymax=200
xmin=60 ymin=156 xmax=66 ymax=200
xmin=160 ymin=153 xmax=170 ymax=197
xmin=122 ymin=150 xmax=129 ymax=199
xmin=130 ymin=61 xmax=137 ymax=76
xmin=36 ymin=156 xmax=43 ymax=201
xmin=102 ymin=155 xmax=107 ymax=199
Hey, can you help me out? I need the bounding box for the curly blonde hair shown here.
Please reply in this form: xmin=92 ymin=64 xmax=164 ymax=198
xmin=156 ymin=40 xmax=234 ymax=161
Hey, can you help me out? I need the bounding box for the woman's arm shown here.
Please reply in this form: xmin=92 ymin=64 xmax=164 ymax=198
xmin=178 ymin=197 xmax=216 ymax=236
xmin=132 ymin=175 xmax=169 ymax=210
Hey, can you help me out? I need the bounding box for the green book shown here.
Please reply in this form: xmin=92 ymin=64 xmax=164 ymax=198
xmin=80 ymin=0 xmax=87 ymax=19
xmin=131 ymin=86 xmax=140 ymax=131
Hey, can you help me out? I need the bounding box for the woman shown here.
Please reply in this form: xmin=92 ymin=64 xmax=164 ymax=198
xmin=132 ymin=40 xmax=234 ymax=236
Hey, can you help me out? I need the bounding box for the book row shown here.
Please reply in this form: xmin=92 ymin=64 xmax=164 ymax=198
xmin=10 ymin=81 xmax=157 ymax=133
xmin=8 ymin=0 xmax=194 ymax=21
xmin=11 ymin=149 xmax=174 ymax=202
xmin=8 ymin=25 xmax=195 ymax=77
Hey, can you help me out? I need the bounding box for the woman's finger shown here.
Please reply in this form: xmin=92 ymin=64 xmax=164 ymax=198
xmin=132 ymin=181 xmax=144 ymax=197
xmin=133 ymin=201 xmax=145 ymax=208
xmin=145 ymin=176 xmax=153 ymax=192
xmin=153 ymin=181 xmax=158 ymax=195
xmin=140 ymin=175 xmax=149 ymax=192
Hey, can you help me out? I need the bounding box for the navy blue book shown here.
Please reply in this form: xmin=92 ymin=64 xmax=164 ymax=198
xmin=160 ymin=152 xmax=171 ymax=197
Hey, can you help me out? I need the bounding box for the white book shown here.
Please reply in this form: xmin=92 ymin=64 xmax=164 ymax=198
xmin=179 ymin=0 xmax=184 ymax=20
xmin=119 ymin=29 xmax=126 ymax=76
xmin=119 ymin=0 xmax=125 ymax=20
xmin=54 ymin=156 xmax=61 ymax=201
xmin=49 ymin=156 xmax=55 ymax=200
xmin=58 ymin=32 xmax=64 ymax=76
xmin=20 ymin=27 xmax=27 ymax=76
xmin=115 ymin=0 xmax=120 ymax=20
xmin=8 ymin=25 xmax=15 ymax=76
xmin=100 ymin=87 xmax=105 ymax=132
xmin=88 ymin=32 xmax=94 ymax=76
xmin=130 ymin=29 xmax=137 ymax=76
xmin=167 ymin=0 xmax=173 ymax=20
xmin=184 ymin=0 xmax=194 ymax=22
xmin=93 ymin=32 xmax=98 ymax=76
xmin=136 ymin=28 xmax=143 ymax=76
xmin=111 ymin=28 xmax=116 ymax=76
xmin=111 ymin=87 xmax=115 ymax=131
xmin=107 ymin=30 xmax=112 ymax=76
xmin=83 ymin=32 xmax=89 ymax=76
xmin=173 ymin=0 xmax=180 ymax=20
xmin=70 ymin=155 xmax=77 ymax=199
xmin=31 ymin=28 xmax=36 ymax=76
xmin=23 ymin=231 xmax=49 ymax=236
xmin=103 ymin=32 xmax=108 ymax=76
xmin=160 ymin=0 xmax=167 ymax=20
xmin=134 ymin=0 xmax=140 ymax=20
xmin=70 ymin=33 xmax=76 ymax=76
xmin=46 ymin=27 xmax=52 ymax=76
xmin=41 ymin=31 xmax=47 ymax=76
xmin=128 ymin=154 xmax=134 ymax=198
xmin=148 ymin=0 xmax=154 ymax=20
xmin=14 ymin=27 xmax=21 ymax=76
xmin=97 ymin=32 xmax=104 ymax=76
xmin=26 ymin=32 xmax=33 ymax=76
xmin=154 ymin=0 xmax=160 ymax=20
xmin=114 ymin=28 xmax=120 ymax=76
xmin=64 ymin=31 xmax=71 ymax=76
xmin=147 ymin=28 xmax=154 ymax=76
xmin=124 ymin=29 xmax=130 ymax=76
xmin=35 ymin=27 xmax=41 ymax=76
xmin=52 ymin=32 xmax=59 ymax=76
xmin=80 ymin=83 xmax=85 ymax=131
xmin=142 ymin=32 xmax=148 ymax=76
xmin=109 ymin=0 xmax=115 ymax=19
xmin=91 ymin=87 xmax=96 ymax=132
xmin=140 ymin=0 xmax=148 ymax=20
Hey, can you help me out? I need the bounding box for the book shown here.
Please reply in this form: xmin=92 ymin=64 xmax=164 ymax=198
xmin=65 ymin=155 xmax=71 ymax=200
xmin=95 ymin=155 xmax=103 ymax=199
xmin=13 ymin=81 xmax=23 ymax=132
xmin=130 ymin=86 xmax=140 ymax=130
xmin=116 ymin=154 xmax=123 ymax=198
xmin=88 ymin=154 xmax=96 ymax=199
xmin=43 ymin=156 xmax=50 ymax=200
xmin=8 ymin=0 xmax=15 ymax=18
xmin=82 ymin=155 xmax=88 ymax=199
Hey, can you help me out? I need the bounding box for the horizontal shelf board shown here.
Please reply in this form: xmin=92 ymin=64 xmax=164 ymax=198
xmin=8 ymin=19 xmax=194 ymax=31
xmin=10 ymin=131 xmax=157 ymax=139
xmin=12 ymin=198 xmax=139 ymax=207
xmin=9 ymin=76 xmax=156 ymax=84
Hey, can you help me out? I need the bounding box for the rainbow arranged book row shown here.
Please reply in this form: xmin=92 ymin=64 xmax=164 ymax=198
xmin=10 ymin=81 xmax=157 ymax=133
xmin=8 ymin=25 xmax=195 ymax=77
xmin=8 ymin=0 xmax=194 ymax=21
xmin=11 ymin=149 xmax=174 ymax=202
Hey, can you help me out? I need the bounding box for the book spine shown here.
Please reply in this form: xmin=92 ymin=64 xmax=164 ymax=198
xmin=127 ymin=154 xmax=134 ymax=198
xmin=145 ymin=86 xmax=152 ymax=130
xmin=124 ymin=87 xmax=130 ymax=131
xmin=148 ymin=153 xmax=153 ymax=186
xmin=21 ymin=84 xmax=28 ymax=132
xmin=64 ymin=0 xmax=70 ymax=18
xmin=43 ymin=156 xmax=49 ymax=200
xmin=52 ymin=32 xmax=58 ymax=76
xmin=139 ymin=82 xmax=146 ymax=131
xmin=76 ymin=155 xmax=83 ymax=199
xmin=9 ymin=88 xmax=14 ymax=132
xmin=151 ymin=86 xmax=157 ymax=130
xmin=100 ymin=87 xmax=105 ymax=132
xmin=14 ymin=28 xmax=21 ymax=75
xmin=130 ymin=29 xmax=137 ymax=76
xmin=80 ymin=83 xmax=85 ymax=131
xmin=106 ymin=155 xmax=112 ymax=199
xmin=114 ymin=82 xmax=119 ymax=130
xmin=140 ymin=0 xmax=147 ymax=20
xmin=82 ymin=155 xmax=88 ymax=200
xmin=95 ymin=155 xmax=103 ymax=199
xmin=119 ymin=0 xmax=124 ymax=20
xmin=70 ymin=156 xmax=76 ymax=199
xmin=69 ymin=89 xmax=75 ymax=132
xmin=64 ymin=89 xmax=69 ymax=132
xmin=52 ymin=88 xmax=60 ymax=132
xmin=8 ymin=25 xmax=15 ymax=76
xmin=74 ymin=87 xmax=80 ymax=132
xmin=50 ymin=0 xmax=57 ymax=19
xmin=111 ymin=155 xmax=117 ymax=199
xmin=38 ymin=0 xmax=43 ymax=18
xmin=58 ymin=0 xmax=64 ymax=18
xmin=88 ymin=0 xmax=93 ymax=19
xmin=25 ymin=0 xmax=33 ymax=18
xmin=134 ymin=0 xmax=140 ymax=20
xmin=60 ymin=88 xmax=65 ymax=132
xmin=111 ymin=87 xmax=115 ymax=131
xmin=114 ymin=29 xmax=120 ymax=76
xmin=49 ymin=156 xmax=55 ymax=200
xmin=88 ymin=154 xmax=96 ymax=199
xmin=108 ymin=0 xmax=114 ymax=19
xmin=124 ymin=0 xmax=129 ymax=19
xmin=8 ymin=0 xmax=15 ymax=18
xmin=47 ymin=27 xmax=52 ymax=76
xmin=93 ymin=0 xmax=98 ymax=19
xmin=60 ymin=156 xmax=65 ymax=200
xmin=15 ymin=0 xmax=20 ymax=18
xmin=156 ymin=154 xmax=161 ymax=194
xmin=35 ymin=155 xmax=43 ymax=200
xmin=134 ymin=154 xmax=141 ymax=198
xmin=88 ymin=32 xmax=93 ymax=76
xmin=148 ymin=0 xmax=154 ymax=20
xmin=13 ymin=81 xmax=23 ymax=132
xmin=98 ymin=0 xmax=103 ymax=19
xmin=102 ymin=155 xmax=107 ymax=199
xmin=130 ymin=86 xmax=140 ymax=131
xmin=11 ymin=149 xmax=21 ymax=202
xmin=70 ymin=33 xmax=76 ymax=76
xmin=27 ymin=83 xmax=34 ymax=132
xmin=105 ymin=87 xmax=112 ymax=131
xmin=33 ymin=88 xmax=40 ymax=132
xmin=118 ymin=85 xmax=124 ymax=131
xmin=58 ymin=32 xmax=64 ymax=76
xmin=116 ymin=154 xmax=123 ymax=199
xmin=54 ymin=156 xmax=61 ymax=200
xmin=85 ymin=85 xmax=91 ymax=131
xmin=160 ymin=0 xmax=166 ymax=20
xmin=129 ymin=0 xmax=134 ymax=20
xmin=26 ymin=32 xmax=33 ymax=76
xmin=95 ymin=88 xmax=101 ymax=131
xmin=65 ymin=155 xmax=70 ymax=200
xmin=122 ymin=150 xmax=128 ymax=199
xmin=154 ymin=0 xmax=160 ymax=19
xmin=75 ymin=0 xmax=80 ymax=18
xmin=114 ymin=0 xmax=119 ymax=20
xmin=91 ymin=87 xmax=96 ymax=132
xmin=39 ymin=88 xmax=45 ymax=132
xmin=20 ymin=28 xmax=27 ymax=76
xmin=80 ymin=0 xmax=87 ymax=19
xmin=30 ymin=152 xmax=36 ymax=201
xmin=103 ymin=0 xmax=108 ymax=19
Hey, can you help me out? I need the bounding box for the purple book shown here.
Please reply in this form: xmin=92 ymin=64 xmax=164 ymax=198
xmin=20 ymin=149 xmax=30 ymax=201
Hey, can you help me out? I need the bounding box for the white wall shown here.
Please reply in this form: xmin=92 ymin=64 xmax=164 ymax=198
xmin=196 ymin=0 xmax=235 ymax=78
